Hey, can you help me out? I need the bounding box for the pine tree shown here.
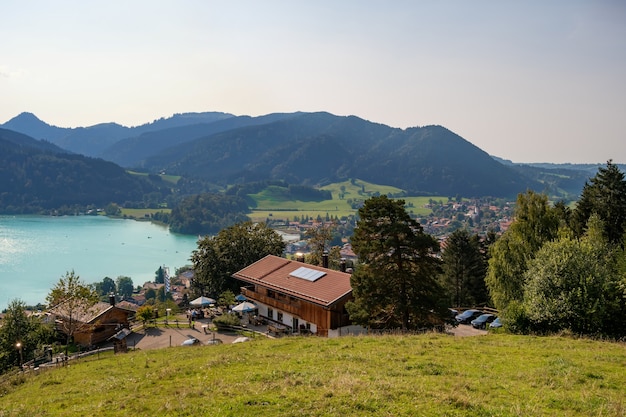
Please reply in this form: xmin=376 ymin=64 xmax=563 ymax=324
xmin=571 ymin=160 xmax=626 ymax=245
xmin=346 ymin=196 xmax=449 ymax=330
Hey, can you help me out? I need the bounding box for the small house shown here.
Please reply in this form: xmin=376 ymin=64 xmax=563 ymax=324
xmin=49 ymin=296 xmax=135 ymax=346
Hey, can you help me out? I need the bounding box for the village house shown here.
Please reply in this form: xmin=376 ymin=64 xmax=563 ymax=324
xmin=49 ymin=296 xmax=135 ymax=346
xmin=232 ymin=254 xmax=363 ymax=337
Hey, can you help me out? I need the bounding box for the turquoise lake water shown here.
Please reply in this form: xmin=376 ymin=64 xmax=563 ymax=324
xmin=0 ymin=215 xmax=199 ymax=311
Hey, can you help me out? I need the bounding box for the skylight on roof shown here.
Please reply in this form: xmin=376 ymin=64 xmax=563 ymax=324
xmin=290 ymin=266 xmax=326 ymax=282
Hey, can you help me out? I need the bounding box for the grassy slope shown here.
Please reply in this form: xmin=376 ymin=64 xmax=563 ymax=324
xmin=248 ymin=179 xmax=438 ymax=222
xmin=1 ymin=334 xmax=624 ymax=416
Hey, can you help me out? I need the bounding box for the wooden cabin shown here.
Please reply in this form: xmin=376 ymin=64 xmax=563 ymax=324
xmin=49 ymin=297 xmax=135 ymax=346
xmin=232 ymin=255 xmax=355 ymax=337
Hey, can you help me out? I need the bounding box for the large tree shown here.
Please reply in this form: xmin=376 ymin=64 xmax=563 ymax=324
xmin=522 ymin=215 xmax=625 ymax=337
xmin=441 ymin=229 xmax=489 ymax=308
xmin=116 ymin=276 xmax=134 ymax=300
xmin=346 ymin=196 xmax=449 ymax=331
xmin=486 ymin=190 xmax=561 ymax=311
xmin=304 ymin=223 xmax=335 ymax=266
xmin=0 ymin=299 xmax=53 ymax=372
xmin=571 ymin=160 xmax=626 ymax=245
xmin=93 ymin=277 xmax=116 ymax=297
xmin=46 ymin=271 xmax=99 ymax=354
xmin=191 ymin=221 xmax=285 ymax=297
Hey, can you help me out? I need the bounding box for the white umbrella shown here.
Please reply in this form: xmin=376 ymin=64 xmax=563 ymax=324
xmin=190 ymin=296 xmax=216 ymax=306
xmin=232 ymin=301 xmax=257 ymax=313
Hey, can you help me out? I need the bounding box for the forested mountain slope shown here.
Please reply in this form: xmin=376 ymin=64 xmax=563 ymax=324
xmin=142 ymin=112 xmax=538 ymax=197
xmin=0 ymin=128 xmax=160 ymax=213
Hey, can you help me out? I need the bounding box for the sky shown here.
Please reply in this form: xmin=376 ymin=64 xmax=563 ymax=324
xmin=1 ymin=1 xmax=625 ymax=164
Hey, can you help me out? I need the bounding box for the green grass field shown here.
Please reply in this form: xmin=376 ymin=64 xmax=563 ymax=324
xmin=1 ymin=333 xmax=624 ymax=416
xmin=248 ymin=179 xmax=440 ymax=222
xmin=119 ymin=208 xmax=171 ymax=219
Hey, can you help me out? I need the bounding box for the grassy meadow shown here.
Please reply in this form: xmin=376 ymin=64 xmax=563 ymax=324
xmin=1 ymin=333 xmax=624 ymax=416
xmin=119 ymin=208 xmax=171 ymax=219
xmin=248 ymin=179 xmax=439 ymax=222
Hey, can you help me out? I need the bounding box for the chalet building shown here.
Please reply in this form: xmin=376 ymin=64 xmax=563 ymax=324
xmin=49 ymin=296 xmax=135 ymax=346
xmin=232 ymin=254 xmax=364 ymax=337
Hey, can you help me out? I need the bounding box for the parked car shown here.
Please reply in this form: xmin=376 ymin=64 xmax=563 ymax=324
xmin=455 ymin=309 xmax=483 ymax=324
xmin=471 ymin=313 xmax=496 ymax=329
xmin=489 ymin=317 xmax=503 ymax=328
xmin=181 ymin=338 xmax=201 ymax=346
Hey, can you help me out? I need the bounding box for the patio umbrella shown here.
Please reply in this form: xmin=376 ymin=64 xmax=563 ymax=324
xmin=232 ymin=301 xmax=257 ymax=313
xmin=190 ymin=296 xmax=216 ymax=306
xmin=235 ymin=294 xmax=247 ymax=302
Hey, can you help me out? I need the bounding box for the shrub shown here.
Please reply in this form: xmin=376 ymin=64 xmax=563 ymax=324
xmin=212 ymin=312 xmax=241 ymax=328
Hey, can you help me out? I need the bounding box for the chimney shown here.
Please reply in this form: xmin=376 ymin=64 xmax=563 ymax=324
xmin=109 ymin=294 xmax=116 ymax=306
xmin=322 ymin=251 xmax=329 ymax=269
xmin=340 ymin=258 xmax=346 ymax=273
xmin=296 ymin=252 xmax=305 ymax=263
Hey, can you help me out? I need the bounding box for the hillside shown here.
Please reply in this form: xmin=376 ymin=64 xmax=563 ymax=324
xmin=0 ymin=128 xmax=162 ymax=213
xmin=1 ymin=334 xmax=624 ymax=416
xmin=143 ymin=112 xmax=538 ymax=197
xmin=99 ymin=112 xmax=300 ymax=168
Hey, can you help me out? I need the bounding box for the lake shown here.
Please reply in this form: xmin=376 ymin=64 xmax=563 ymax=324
xmin=0 ymin=215 xmax=199 ymax=311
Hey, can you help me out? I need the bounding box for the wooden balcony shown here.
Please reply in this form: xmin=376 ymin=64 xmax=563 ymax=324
xmin=241 ymin=288 xmax=301 ymax=316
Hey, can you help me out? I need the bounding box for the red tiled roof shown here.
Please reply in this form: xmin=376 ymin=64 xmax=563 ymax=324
xmin=232 ymin=255 xmax=352 ymax=307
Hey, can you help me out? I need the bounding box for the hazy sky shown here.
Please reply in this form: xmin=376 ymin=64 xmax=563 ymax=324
xmin=1 ymin=1 xmax=625 ymax=163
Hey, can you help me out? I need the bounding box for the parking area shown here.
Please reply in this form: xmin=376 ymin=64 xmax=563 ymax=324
xmin=126 ymin=321 xmax=253 ymax=350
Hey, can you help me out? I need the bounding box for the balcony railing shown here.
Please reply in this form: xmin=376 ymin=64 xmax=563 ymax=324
xmin=241 ymin=288 xmax=301 ymax=315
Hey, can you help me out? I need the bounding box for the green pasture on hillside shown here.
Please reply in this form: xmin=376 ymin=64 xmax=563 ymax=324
xmin=248 ymin=179 xmax=441 ymax=222
xmin=1 ymin=333 xmax=624 ymax=416
xmin=120 ymin=208 xmax=171 ymax=219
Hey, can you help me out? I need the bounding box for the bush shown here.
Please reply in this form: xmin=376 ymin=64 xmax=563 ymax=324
xmin=212 ymin=313 xmax=241 ymax=328
xmin=502 ymin=301 xmax=531 ymax=334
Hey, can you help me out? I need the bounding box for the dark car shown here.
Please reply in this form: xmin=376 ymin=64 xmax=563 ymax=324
xmin=455 ymin=309 xmax=483 ymax=324
xmin=471 ymin=313 xmax=496 ymax=329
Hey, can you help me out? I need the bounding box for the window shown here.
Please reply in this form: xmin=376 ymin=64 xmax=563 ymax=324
xmin=277 ymin=311 xmax=283 ymax=323
xmin=267 ymin=308 xmax=274 ymax=319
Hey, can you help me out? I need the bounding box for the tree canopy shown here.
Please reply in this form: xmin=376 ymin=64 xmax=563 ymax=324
xmin=46 ymin=271 xmax=99 ymax=353
xmin=191 ymin=221 xmax=285 ymax=297
xmin=346 ymin=196 xmax=450 ymax=331
xmin=571 ymin=160 xmax=626 ymax=245
xmin=0 ymin=299 xmax=53 ymax=372
xmin=168 ymin=193 xmax=249 ymax=235
xmin=486 ymin=190 xmax=561 ymax=311
xmin=441 ymin=229 xmax=490 ymax=308
xmin=522 ymin=215 xmax=626 ymax=337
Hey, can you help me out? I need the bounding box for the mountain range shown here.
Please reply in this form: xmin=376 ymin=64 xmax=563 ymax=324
xmin=1 ymin=111 xmax=617 ymax=210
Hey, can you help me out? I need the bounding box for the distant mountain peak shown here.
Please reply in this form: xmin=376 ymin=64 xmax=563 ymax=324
xmin=6 ymin=111 xmax=45 ymax=125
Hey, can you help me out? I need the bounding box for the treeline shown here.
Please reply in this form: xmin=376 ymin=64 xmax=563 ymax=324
xmin=168 ymin=193 xmax=249 ymax=235
xmin=486 ymin=161 xmax=626 ymax=338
